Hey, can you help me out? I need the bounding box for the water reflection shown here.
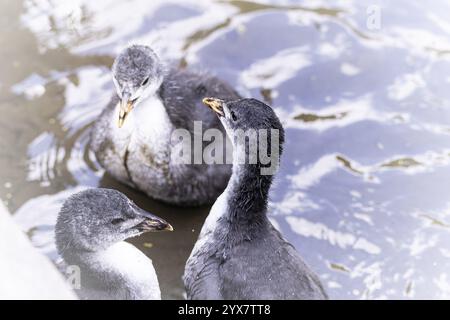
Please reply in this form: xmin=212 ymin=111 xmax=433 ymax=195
xmin=2 ymin=0 xmax=450 ymax=299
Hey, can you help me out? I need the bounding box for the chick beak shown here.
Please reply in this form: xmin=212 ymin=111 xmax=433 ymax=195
xmin=202 ymin=97 xmax=224 ymax=117
xmin=134 ymin=209 xmax=173 ymax=232
xmin=118 ymin=91 xmax=134 ymax=128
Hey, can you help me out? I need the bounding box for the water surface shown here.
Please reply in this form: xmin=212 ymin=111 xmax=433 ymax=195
xmin=3 ymin=0 xmax=450 ymax=299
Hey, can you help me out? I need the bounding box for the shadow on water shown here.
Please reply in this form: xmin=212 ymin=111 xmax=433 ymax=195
xmin=4 ymin=0 xmax=450 ymax=299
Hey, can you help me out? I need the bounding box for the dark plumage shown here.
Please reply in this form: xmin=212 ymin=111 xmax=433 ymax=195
xmin=183 ymin=98 xmax=328 ymax=300
xmin=90 ymin=45 xmax=240 ymax=206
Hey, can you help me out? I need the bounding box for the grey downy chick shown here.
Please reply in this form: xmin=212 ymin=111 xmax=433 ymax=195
xmin=55 ymin=188 xmax=172 ymax=300
xmin=90 ymin=45 xmax=240 ymax=206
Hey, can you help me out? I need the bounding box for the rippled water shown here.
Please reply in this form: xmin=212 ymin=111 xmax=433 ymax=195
xmin=3 ymin=0 xmax=450 ymax=299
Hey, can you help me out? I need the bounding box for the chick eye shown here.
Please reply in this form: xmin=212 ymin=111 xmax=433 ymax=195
xmin=111 ymin=218 xmax=125 ymax=225
xmin=141 ymin=77 xmax=150 ymax=86
xmin=230 ymin=111 xmax=237 ymax=121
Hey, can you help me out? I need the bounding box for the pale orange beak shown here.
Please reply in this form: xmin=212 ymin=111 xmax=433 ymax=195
xmin=202 ymin=97 xmax=224 ymax=117
xmin=118 ymin=91 xmax=134 ymax=128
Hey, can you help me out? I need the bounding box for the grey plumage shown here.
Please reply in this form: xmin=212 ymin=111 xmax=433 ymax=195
xmin=90 ymin=45 xmax=239 ymax=206
xmin=112 ymin=45 xmax=163 ymax=89
xmin=55 ymin=188 xmax=172 ymax=300
xmin=183 ymin=98 xmax=328 ymax=300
